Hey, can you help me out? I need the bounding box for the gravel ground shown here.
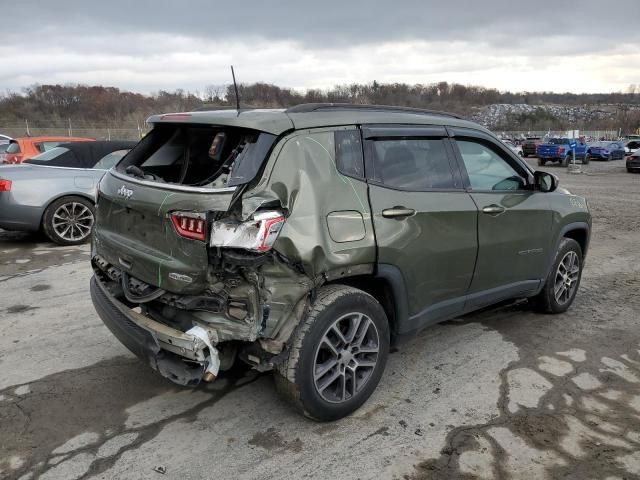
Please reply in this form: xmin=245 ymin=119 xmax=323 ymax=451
xmin=0 ymin=158 xmax=639 ymax=480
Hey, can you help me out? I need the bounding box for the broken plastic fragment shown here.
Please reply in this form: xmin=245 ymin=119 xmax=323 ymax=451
xmin=209 ymin=210 xmax=285 ymax=252
xmin=186 ymin=325 xmax=220 ymax=380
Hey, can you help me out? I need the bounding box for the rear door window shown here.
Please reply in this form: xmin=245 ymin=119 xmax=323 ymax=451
xmin=368 ymin=138 xmax=456 ymax=190
xmin=34 ymin=141 xmax=64 ymax=153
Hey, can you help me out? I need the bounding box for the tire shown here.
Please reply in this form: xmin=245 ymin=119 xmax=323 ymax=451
xmin=583 ymin=153 xmax=590 ymax=165
xmin=529 ymin=238 xmax=583 ymax=314
xmin=42 ymin=196 xmax=95 ymax=246
xmin=538 ymin=158 xmax=546 ymax=166
xmin=561 ymin=154 xmax=570 ymax=167
xmin=275 ymin=285 xmax=390 ymax=421
xmin=607 ymin=153 xmax=612 ymax=162
xmin=523 ymin=153 xmax=528 ymax=158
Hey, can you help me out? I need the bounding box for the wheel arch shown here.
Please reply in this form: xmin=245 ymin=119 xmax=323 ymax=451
xmin=327 ymin=264 xmax=409 ymax=343
xmin=40 ymin=192 xmax=96 ymax=228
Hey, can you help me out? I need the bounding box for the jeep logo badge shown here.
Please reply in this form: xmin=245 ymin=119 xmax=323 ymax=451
xmin=118 ymin=185 xmax=133 ymax=200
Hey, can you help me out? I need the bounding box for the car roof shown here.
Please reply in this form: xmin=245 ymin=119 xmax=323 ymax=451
xmin=14 ymin=136 xmax=94 ymax=142
xmin=147 ymin=104 xmax=490 ymax=136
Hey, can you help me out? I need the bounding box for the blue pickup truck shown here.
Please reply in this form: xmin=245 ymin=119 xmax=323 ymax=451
xmin=537 ymin=138 xmax=589 ymax=166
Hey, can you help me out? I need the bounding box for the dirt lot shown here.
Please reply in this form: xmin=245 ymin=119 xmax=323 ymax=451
xmin=1 ymin=158 xmax=639 ymax=480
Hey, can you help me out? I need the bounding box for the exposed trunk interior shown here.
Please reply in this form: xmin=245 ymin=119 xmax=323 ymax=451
xmin=116 ymin=124 xmax=276 ymax=189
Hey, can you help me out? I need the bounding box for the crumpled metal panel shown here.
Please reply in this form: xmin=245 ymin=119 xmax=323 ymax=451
xmin=242 ymin=127 xmax=376 ymax=278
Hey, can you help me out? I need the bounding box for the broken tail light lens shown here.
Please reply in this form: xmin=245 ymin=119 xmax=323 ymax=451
xmin=0 ymin=179 xmax=11 ymax=192
xmin=210 ymin=211 xmax=285 ymax=252
xmin=170 ymin=212 xmax=207 ymax=241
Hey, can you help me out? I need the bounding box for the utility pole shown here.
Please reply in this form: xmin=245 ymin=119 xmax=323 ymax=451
xmin=68 ymin=118 xmax=72 ymax=136
xmin=25 ymin=119 xmax=30 ymax=136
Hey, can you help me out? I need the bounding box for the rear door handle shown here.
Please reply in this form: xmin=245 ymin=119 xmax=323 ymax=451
xmin=482 ymin=204 xmax=506 ymax=215
xmin=382 ymin=207 xmax=416 ymax=219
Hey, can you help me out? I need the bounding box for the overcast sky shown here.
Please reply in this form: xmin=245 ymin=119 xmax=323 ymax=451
xmin=1 ymin=0 xmax=638 ymax=95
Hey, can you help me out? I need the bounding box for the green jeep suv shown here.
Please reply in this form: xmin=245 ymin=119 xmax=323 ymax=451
xmin=90 ymin=104 xmax=591 ymax=420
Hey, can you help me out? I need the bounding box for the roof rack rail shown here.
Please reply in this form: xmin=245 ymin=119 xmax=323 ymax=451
xmin=285 ymin=103 xmax=464 ymax=119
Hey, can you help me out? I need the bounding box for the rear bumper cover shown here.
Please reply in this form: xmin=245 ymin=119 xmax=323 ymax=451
xmin=90 ymin=275 xmax=208 ymax=386
xmin=0 ymin=193 xmax=43 ymax=232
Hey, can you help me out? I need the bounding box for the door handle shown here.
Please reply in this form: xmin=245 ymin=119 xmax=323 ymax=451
xmin=382 ymin=207 xmax=416 ymax=219
xmin=482 ymin=204 xmax=506 ymax=215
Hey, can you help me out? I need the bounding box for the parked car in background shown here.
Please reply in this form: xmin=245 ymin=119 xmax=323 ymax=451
xmin=624 ymin=140 xmax=640 ymax=156
xmin=537 ymin=138 xmax=588 ymax=166
xmin=0 ymin=141 xmax=135 ymax=245
xmin=0 ymin=134 xmax=12 ymax=156
xmin=502 ymin=139 xmax=523 ymax=156
xmin=1 ymin=136 xmax=94 ymax=164
xmin=89 ymin=104 xmax=591 ymax=421
xmin=586 ymin=141 xmax=625 ymax=161
xmin=626 ymin=150 xmax=640 ymax=172
xmin=522 ymin=136 xmax=542 ymax=157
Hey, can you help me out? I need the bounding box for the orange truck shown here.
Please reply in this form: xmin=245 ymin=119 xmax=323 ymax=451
xmin=1 ymin=136 xmax=94 ymax=164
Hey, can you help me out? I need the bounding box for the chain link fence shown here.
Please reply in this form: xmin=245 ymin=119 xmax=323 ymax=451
xmin=0 ymin=124 xmax=150 ymax=141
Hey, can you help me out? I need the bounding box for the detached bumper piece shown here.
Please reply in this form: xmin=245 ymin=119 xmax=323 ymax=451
xmin=90 ymin=275 xmax=219 ymax=386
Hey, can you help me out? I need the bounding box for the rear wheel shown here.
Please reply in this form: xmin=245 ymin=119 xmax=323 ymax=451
xmin=561 ymin=154 xmax=571 ymax=167
xmin=275 ymin=285 xmax=390 ymax=421
xmin=538 ymin=158 xmax=546 ymax=166
xmin=583 ymin=153 xmax=590 ymax=165
xmin=530 ymin=238 xmax=583 ymax=314
xmin=42 ymin=196 xmax=95 ymax=246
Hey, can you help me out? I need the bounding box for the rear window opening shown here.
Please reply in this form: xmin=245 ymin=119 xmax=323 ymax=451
xmin=116 ymin=124 xmax=277 ymax=188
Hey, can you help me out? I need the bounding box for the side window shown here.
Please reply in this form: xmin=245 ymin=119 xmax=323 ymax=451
xmin=335 ymin=130 xmax=364 ymax=178
xmin=369 ymin=138 xmax=455 ymax=190
xmin=456 ymin=139 xmax=526 ymax=191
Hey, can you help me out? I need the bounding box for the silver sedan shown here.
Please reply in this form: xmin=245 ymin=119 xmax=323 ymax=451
xmin=0 ymin=141 xmax=136 ymax=245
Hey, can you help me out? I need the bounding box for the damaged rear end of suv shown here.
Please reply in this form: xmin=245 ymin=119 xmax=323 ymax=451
xmin=90 ymin=108 xmax=382 ymax=420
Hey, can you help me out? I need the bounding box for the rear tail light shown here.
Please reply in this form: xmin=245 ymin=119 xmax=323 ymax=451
xmin=557 ymin=147 xmax=563 ymax=154
xmin=170 ymin=212 xmax=207 ymax=241
xmin=0 ymin=179 xmax=11 ymax=191
xmin=210 ymin=211 xmax=285 ymax=252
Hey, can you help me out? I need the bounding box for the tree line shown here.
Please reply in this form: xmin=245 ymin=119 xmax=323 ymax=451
xmin=1 ymin=82 xmax=640 ymax=131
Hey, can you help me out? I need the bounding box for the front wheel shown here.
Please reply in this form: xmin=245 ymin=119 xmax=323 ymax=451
xmin=530 ymin=237 xmax=583 ymax=314
xmin=42 ymin=196 xmax=95 ymax=245
xmin=275 ymin=285 xmax=390 ymax=421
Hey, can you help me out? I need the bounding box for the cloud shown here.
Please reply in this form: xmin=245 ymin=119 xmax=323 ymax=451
xmin=0 ymin=0 xmax=639 ymax=94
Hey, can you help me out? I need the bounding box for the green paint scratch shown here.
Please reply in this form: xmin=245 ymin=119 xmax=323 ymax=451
xmin=157 ymin=193 xmax=177 ymax=215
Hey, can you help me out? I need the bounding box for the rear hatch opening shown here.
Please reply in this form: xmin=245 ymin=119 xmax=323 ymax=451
xmin=115 ymin=123 xmax=277 ymax=189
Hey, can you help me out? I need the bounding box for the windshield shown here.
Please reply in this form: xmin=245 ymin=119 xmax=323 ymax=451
xmin=548 ymin=138 xmax=570 ymax=145
xmin=26 ymin=147 xmax=69 ymax=162
xmin=6 ymin=142 xmax=20 ymax=154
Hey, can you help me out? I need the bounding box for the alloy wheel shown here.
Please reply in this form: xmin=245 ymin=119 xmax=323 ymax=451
xmin=313 ymin=312 xmax=380 ymax=404
xmin=554 ymin=251 xmax=580 ymax=305
xmin=52 ymin=202 xmax=94 ymax=242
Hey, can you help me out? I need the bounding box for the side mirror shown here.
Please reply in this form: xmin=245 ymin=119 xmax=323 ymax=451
xmin=534 ymin=171 xmax=558 ymax=192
